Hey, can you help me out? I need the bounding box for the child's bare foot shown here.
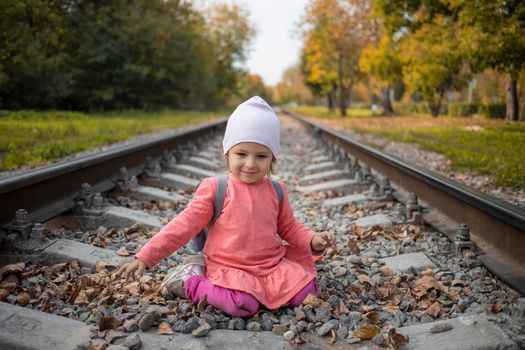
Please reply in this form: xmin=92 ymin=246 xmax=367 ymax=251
xmin=161 ymin=256 xmax=206 ymax=298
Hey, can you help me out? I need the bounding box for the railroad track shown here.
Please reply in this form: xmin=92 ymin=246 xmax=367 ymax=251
xmin=0 ymin=113 xmax=523 ymax=350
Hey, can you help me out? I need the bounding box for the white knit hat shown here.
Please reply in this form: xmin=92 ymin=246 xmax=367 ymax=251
xmin=222 ymin=96 xmax=280 ymax=158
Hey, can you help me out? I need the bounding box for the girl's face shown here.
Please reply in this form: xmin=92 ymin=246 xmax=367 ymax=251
xmin=226 ymin=142 xmax=273 ymax=184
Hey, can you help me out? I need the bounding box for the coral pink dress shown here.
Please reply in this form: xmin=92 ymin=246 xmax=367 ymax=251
xmin=136 ymin=177 xmax=317 ymax=309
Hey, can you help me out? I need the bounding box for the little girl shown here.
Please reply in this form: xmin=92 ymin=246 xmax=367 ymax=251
xmin=115 ymin=96 xmax=336 ymax=317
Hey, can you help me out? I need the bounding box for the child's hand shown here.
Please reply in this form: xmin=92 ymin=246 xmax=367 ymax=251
xmin=311 ymin=231 xmax=336 ymax=253
xmin=113 ymin=259 xmax=147 ymax=280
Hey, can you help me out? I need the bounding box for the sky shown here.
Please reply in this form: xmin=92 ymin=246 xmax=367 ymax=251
xmin=235 ymin=0 xmax=310 ymax=86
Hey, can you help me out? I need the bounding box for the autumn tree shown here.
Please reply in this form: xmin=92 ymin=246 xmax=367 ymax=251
xmin=301 ymin=0 xmax=375 ymax=116
xmin=448 ymin=0 xmax=525 ymax=121
xmin=273 ymin=64 xmax=313 ymax=105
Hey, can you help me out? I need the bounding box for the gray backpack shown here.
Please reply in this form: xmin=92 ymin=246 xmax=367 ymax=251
xmin=188 ymin=175 xmax=283 ymax=252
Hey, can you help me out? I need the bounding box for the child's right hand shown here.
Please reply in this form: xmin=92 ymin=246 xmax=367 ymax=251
xmin=113 ymin=259 xmax=147 ymax=280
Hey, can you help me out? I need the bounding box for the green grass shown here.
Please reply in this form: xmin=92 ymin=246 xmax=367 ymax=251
xmin=365 ymin=125 xmax=525 ymax=188
xmin=290 ymin=105 xmax=377 ymax=118
xmin=0 ymin=109 xmax=223 ymax=172
xmin=292 ymin=105 xmax=525 ymax=188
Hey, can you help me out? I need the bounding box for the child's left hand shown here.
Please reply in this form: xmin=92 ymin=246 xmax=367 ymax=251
xmin=311 ymin=231 xmax=336 ymax=253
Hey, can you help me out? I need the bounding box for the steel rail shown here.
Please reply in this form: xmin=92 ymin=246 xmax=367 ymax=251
xmin=0 ymin=118 xmax=227 ymax=226
xmin=284 ymin=109 xmax=525 ymax=294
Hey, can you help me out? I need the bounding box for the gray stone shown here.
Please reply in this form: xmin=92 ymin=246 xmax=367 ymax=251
xmin=131 ymin=185 xmax=185 ymax=202
xmin=246 ymin=321 xmax=261 ymax=332
xmin=124 ymin=319 xmax=139 ymax=332
xmin=303 ymin=161 xmax=338 ymax=173
xmin=107 ymin=346 xmax=128 ymax=350
xmin=316 ymin=320 xmax=339 ymax=336
xmin=173 ymin=164 xmax=220 ymax=178
xmin=354 ymin=214 xmax=393 ymax=229
xmin=283 ymin=330 xmax=295 ymax=341
xmin=187 ymin=156 xmax=223 ymax=170
xmin=181 ymin=317 xmax=200 ymax=334
xmin=0 ymin=302 xmax=91 ymax=350
xmin=379 ymin=252 xmax=436 ymax=274
xmin=301 ymin=169 xmax=345 ymax=182
xmin=192 ymin=322 xmax=212 ymax=337
xmin=42 ymin=239 xmax=130 ymax=269
xmin=114 ymin=334 xmax=141 ymax=350
xmin=138 ymin=313 xmax=155 ymax=331
xmin=297 ymin=179 xmax=358 ymax=193
xmin=399 ymin=315 xmax=518 ymax=349
xmin=323 ymin=194 xmax=368 ymax=207
xmin=105 ymin=206 xmax=163 ymax=228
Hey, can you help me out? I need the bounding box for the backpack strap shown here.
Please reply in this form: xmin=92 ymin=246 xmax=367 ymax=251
xmin=270 ymin=179 xmax=283 ymax=209
xmin=209 ymin=175 xmax=228 ymax=227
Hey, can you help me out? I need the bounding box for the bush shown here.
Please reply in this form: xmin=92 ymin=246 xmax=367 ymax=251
xmin=448 ymin=103 xmax=478 ymax=116
xmin=479 ymin=104 xmax=506 ymax=119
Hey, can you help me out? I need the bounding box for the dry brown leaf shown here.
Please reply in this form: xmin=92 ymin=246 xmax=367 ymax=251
xmin=354 ymin=324 xmax=381 ymax=340
xmin=375 ymin=287 xmax=390 ymax=299
xmin=197 ymin=294 xmax=208 ymax=311
xmin=347 ymin=239 xmax=361 ymax=254
xmin=16 ymin=292 xmax=30 ymax=305
xmin=382 ymin=304 xmax=399 ymax=313
xmin=98 ymin=316 xmax=118 ymax=331
xmin=291 ymin=335 xmax=305 ymax=345
xmin=116 ymin=247 xmax=130 ymax=257
xmin=451 ymin=279 xmax=466 ymax=286
xmin=357 ymin=275 xmax=374 ymax=287
xmin=157 ymin=321 xmax=174 ymax=335
xmin=95 ymin=261 xmax=110 ymax=273
xmin=491 ymin=303 xmax=503 ymax=314
xmin=426 ymin=302 xmax=442 ymax=317
xmin=330 ymin=329 xmax=337 ymax=344
xmin=414 ymin=275 xmax=448 ymax=297
xmin=0 ymin=262 xmax=25 ymax=280
xmin=421 ymin=269 xmax=434 ymax=276
xmin=0 ymin=274 xmax=19 ymax=289
xmin=303 ymin=293 xmax=321 ymax=308
xmin=365 ymin=311 xmax=381 ymax=324
xmin=0 ymin=288 xmax=10 ymax=301
xmin=379 ymin=266 xmax=395 ymax=277
xmin=353 ymin=225 xmax=366 ymax=238
xmin=295 ymin=305 xmax=306 ymax=320
xmin=388 ymin=328 xmax=409 ymax=349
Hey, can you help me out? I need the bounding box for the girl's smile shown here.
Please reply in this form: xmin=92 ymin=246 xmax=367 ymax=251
xmin=226 ymin=142 xmax=274 ymax=183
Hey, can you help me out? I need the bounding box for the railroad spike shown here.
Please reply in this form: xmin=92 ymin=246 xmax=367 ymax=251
xmin=74 ymin=183 xmax=105 ymax=216
xmin=160 ymin=150 xmax=177 ymax=170
xmin=452 ymin=223 xmax=477 ymax=255
xmin=115 ymin=167 xmax=138 ymax=190
xmin=143 ymin=157 xmax=161 ymax=178
xmin=405 ymin=193 xmax=421 ymax=220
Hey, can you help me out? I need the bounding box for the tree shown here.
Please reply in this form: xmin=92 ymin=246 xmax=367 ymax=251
xmin=0 ymin=0 xmax=73 ymax=109
xmin=360 ymin=35 xmax=402 ymax=114
xmin=272 ymin=64 xmax=313 ymax=105
xmin=301 ymin=0 xmax=374 ymax=116
xmin=400 ymin=16 xmax=469 ymax=116
xmin=448 ymin=0 xmax=525 ymax=121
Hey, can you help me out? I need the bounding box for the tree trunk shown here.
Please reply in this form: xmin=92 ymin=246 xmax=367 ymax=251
xmin=327 ymin=94 xmax=334 ymax=112
xmin=338 ymin=56 xmax=346 ymax=117
xmin=380 ymin=87 xmax=394 ymax=115
xmin=505 ymin=73 xmax=519 ymax=121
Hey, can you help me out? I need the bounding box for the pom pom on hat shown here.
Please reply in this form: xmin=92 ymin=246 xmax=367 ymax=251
xmin=222 ymin=96 xmax=280 ymax=158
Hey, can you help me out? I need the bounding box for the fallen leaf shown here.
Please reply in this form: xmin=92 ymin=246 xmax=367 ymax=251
xmin=491 ymin=303 xmax=503 ymax=314
xmin=379 ymin=266 xmax=395 ymax=277
xmin=354 ymin=324 xmax=381 ymax=340
xmin=295 ymin=305 xmax=306 ymax=320
xmin=0 ymin=262 xmax=25 ymax=280
xmin=347 ymin=239 xmax=360 ymax=254
xmin=382 ymin=304 xmax=399 ymax=313
xmin=414 ymin=275 xmax=448 ymax=297
xmin=451 ymin=279 xmax=466 ymax=286
xmin=116 ymin=247 xmax=130 ymax=257
xmin=303 ymin=293 xmax=321 ymax=308
xmin=330 ymin=329 xmax=337 ymax=344
xmin=365 ymin=311 xmax=381 ymax=324
xmin=291 ymin=335 xmax=305 ymax=345
xmin=16 ymin=292 xmax=31 ymax=305
xmin=426 ymin=301 xmax=442 ymax=317
xmin=388 ymin=328 xmax=409 ymax=349
xmin=197 ymin=294 xmax=208 ymax=311
xmin=157 ymin=321 xmax=174 ymax=335
xmin=98 ymin=316 xmax=118 ymax=331
xmin=357 ymin=275 xmax=374 ymax=287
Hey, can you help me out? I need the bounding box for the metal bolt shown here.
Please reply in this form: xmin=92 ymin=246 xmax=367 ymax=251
xmin=14 ymin=209 xmax=29 ymax=226
xmin=381 ymin=177 xmax=392 ymax=196
xmin=370 ymin=183 xmax=381 ymax=198
xmin=394 ymin=203 xmax=406 ymax=222
xmin=457 ymin=223 xmax=470 ymax=241
xmin=406 ymin=193 xmax=420 ymax=219
xmin=92 ymin=193 xmax=104 ymax=209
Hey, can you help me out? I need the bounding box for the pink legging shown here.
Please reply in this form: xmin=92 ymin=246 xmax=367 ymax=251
xmin=185 ymin=276 xmax=318 ymax=317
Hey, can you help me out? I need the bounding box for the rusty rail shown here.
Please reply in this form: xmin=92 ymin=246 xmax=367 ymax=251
xmin=284 ymin=109 xmax=525 ymax=294
xmin=0 ymin=118 xmax=226 ymax=226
